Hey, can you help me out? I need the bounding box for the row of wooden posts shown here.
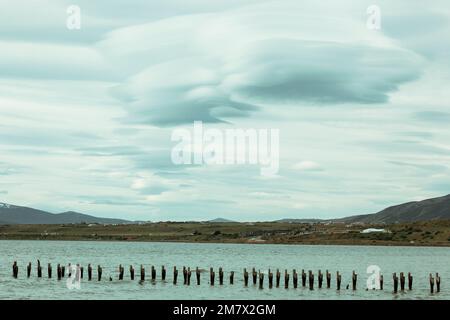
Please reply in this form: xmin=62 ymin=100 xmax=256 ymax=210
xmin=11 ymin=261 xmax=441 ymax=293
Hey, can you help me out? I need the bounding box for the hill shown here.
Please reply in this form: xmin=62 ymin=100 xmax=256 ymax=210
xmin=341 ymin=194 xmax=450 ymax=223
xmin=0 ymin=203 xmax=130 ymax=224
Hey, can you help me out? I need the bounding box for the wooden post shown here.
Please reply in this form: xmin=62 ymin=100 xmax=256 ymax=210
xmin=68 ymin=263 xmax=72 ymax=278
xmin=173 ymin=266 xmax=178 ymax=285
xmin=244 ymin=268 xmax=249 ymax=287
xmin=293 ymin=269 xmax=298 ymax=289
xmin=429 ymin=273 xmax=435 ymax=293
xmin=352 ymin=271 xmax=357 ymax=290
xmin=162 ymin=266 xmax=166 ymax=281
xmin=27 ymin=262 xmax=31 ymax=278
xmin=187 ymin=268 xmax=191 ymax=285
xmin=259 ymin=272 xmax=264 ymax=289
xmin=252 ymin=268 xmax=257 ymax=285
xmin=284 ymin=270 xmax=289 ymax=289
xmin=336 ymin=271 xmax=341 ymax=291
xmin=130 ymin=265 xmax=134 ymax=280
xmin=196 ymin=267 xmax=201 ymax=285
xmin=436 ymin=273 xmax=440 ymax=293
xmin=140 ymin=265 xmax=145 ymax=281
xmin=12 ymin=261 xmax=18 ymax=278
xmin=37 ymin=260 xmax=42 ymax=278
xmin=57 ymin=264 xmax=62 ymax=280
xmin=61 ymin=265 xmax=65 ymax=278
xmin=302 ymin=269 xmax=306 ymax=287
xmin=210 ymin=267 xmax=215 ymax=286
xmin=407 ymin=272 xmax=413 ymax=290
xmin=326 ymin=270 xmax=331 ymax=289
xmin=380 ymin=274 xmax=383 ymax=290
xmin=48 ymin=263 xmax=52 ymax=279
xmin=318 ymin=270 xmax=323 ymax=289
xmin=97 ymin=265 xmax=102 ymax=281
xmin=88 ymin=264 xmax=92 ymax=281
xmin=230 ymin=271 xmax=234 ymax=285
xmin=400 ymin=272 xmax=405 ymax=291
xmin=80 ymin=265 xmax=83 ymax=279
xmin=183 ymin=266 xmax=187 ymax=285
xmin=393 ymin=273 xmax=398 ymax=293
xmin=219 ymin=267 xmax=224 ymax=285
xmin=308 ymin=270 xmax=314 ymax=290
xmin=119 ymin=264 xmax=124 ymax=280
xmin=150 ymin=265 xmax=155 ymax=281
xmin=268 ymin=269 xmax=273 ymax=288
xmin=276 ymin=269 xmax=281 ymax=288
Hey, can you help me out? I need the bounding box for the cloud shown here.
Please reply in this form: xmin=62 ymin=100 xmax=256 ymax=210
xmin=293 ymin=161 xmax=323 ymax=171
xmin=100 ymin=1 xmax=423 ymax=126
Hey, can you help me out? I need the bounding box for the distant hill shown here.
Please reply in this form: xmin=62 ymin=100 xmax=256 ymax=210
xmin=0 ymin=203 xmax=130 ymax=225
xmin=207 ymin=218 xmax=236 ymax=223
xmin=340 ymin=194 xmax=450 ymax=224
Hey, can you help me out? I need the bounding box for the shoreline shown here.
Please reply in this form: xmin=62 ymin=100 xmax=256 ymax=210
xmin=1 ymin=220 xmax=449 ymax=247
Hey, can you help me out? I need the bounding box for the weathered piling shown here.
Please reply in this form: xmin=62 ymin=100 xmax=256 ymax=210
xmin=80 ymin=265 xmax=83 ymax=279
xmin=129 ymin=265 xmax=134 ymax=280
xmin=140 ymin=265 xmax=145 ymax=281
xmin=408 ymin=272 xmax=413 ymax=290
xmin=429 ymin=273 xmax=435 ymax=293
xmin=436 ymin=273 xmax=440 ymax=293
xmin=48 ymin=263 xmax=52 ymax=279
xmin=352 ymin=271 xmax=357 ymax=290
xmin=252 ymin=268 xmax=257 ymax=285
xmin=97 ymin=265 xmax=102 ymax=281
xmin=162 ymin=266 xmax=166 ymax=281
xmin=88 ymin=264 xmax=92 ymax=281
xmin=119 ymin=264 xmax=124 ymax=280
xmin=276 ymin=269 xmax=281 ymax=288
xmin=57 ymin=264 xmax=62 ymax=280
xmin=336 ymin=271 xmax=341 ymax=290
xmin=244 ymin=268 xmax=249 ymax=286
xmin=268 ymin=269 xmax=273 ymax=288
xmin=183 ymin=266 xmax=187 ymax=285
xmin=173 ymin=266 xmax=178 ymax=284
xmin=302 ymin=269 xmax=306 ymax=287
xmin=308 ymin=270 xmax=314 ymax=290
xmin=393 ymin=273 xmax=398 ymax=293
xmin=187 ymin=268 xmax=191 ymax=285
xmin=61 ymin=265 xmax=65 ymax=278
xmin=37 ymin=260 xmax=42 ymax=278
xmin=326 ymin=270 xmax=331 ymax=289
xmin=151 ymin=265 xmax=156 ymax=281
xmin=318 ymin=270 xmax=323 ymax=289
xmin=13 ymin=261 xmax=18 ymax=278
xmin=196 ymin=267 xmax=201 ymax=285
xmin=400 ymin=272 xmax=405 ymax=291
xmin=293 ymin=269 xmax=298 ymax=289
xmin=68 ymin=263 xmax=72 ymax=278
xmin=27 ymin=262 xmax=31 ymax=278
xmin=284 ymin=270 xmax=289 ymax=289
xmin=259 ymin=272 xmax=264 ymax=289
xmin=380 ymin=274 xmax=383 ymax=290
xmin=230 ymin=271 xmax=234 ymax=285
xmin=219 ymin=267 xmax=224 ymax=285
xmin=210 ymin=267 xmax=215 ymax=286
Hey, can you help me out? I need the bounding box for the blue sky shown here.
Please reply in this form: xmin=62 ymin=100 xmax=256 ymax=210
xmin=0 ymin=0 xmax=449 ymax=221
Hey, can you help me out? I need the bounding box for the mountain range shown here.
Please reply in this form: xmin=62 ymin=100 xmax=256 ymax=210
xmin=1 ymin=194 xmax=450 ymax=224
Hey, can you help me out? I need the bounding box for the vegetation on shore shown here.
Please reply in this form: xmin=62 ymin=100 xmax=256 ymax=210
xmin=1 ymin=220 xmax=449 ymax=246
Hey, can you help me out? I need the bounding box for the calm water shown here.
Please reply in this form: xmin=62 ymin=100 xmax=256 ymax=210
xmin=0 ymin=240 xmax=448 ymax=300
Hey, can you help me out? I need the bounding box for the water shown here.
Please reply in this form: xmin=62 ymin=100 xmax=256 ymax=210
xmin=0 ymin=240 xmax=448 ymax=300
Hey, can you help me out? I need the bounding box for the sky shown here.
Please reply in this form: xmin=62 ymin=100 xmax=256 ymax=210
xmin=0 ymin=0 xmax=449 ymax=221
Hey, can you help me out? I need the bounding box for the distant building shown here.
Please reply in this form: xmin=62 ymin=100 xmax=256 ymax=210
xmin=361 ymin=228 xmax=389 ymax=234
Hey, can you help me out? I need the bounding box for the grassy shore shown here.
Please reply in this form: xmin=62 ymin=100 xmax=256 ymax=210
xmin=1 ymin=220 xmax=450 ymax=246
